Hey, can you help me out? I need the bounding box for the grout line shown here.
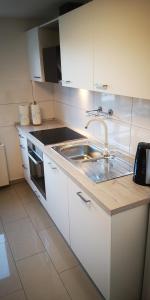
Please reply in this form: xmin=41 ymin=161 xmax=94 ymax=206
xmin=12 ymin=183 xmax=73 ymax=299
xmin=0 ymin=223 xmax=29 ymax=300
xmin=14 ymin=183 xmax=73 ymax=299
xmin=15 ymin=249 xmax=46 ymax=263
xmin=129 ymin=97 xmax=134 ymax=155
xmin=59 ymin=264 xmax=79 ymax=275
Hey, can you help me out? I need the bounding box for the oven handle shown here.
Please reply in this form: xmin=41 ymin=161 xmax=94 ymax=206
xmin=28 ymin=152 xmax=42 ymax=165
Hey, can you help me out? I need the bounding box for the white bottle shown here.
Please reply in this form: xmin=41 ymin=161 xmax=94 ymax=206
xmin=19 ymin=105 xmax=30 ymax=126
xmin=31 ymin=101 xmax=42 ymax=125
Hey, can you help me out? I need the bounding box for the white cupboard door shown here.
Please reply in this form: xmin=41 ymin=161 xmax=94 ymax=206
xmin=68 ymin=179 xmax=111 ymax=300
xmin=59 ymin=2 xmax=94 ymax=90
xmin=18 ymin=132 xmax=30 ymax=182
xmin=44 ymin=154 xmax=69 ymax=243
xmin=93 ymin=0 xmax=150 ymax=99
xmin=26 ymin=27 xmax=44 ymax=82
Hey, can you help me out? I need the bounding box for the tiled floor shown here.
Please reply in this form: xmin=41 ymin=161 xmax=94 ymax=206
xmin=0 ymin=182 xmax=104 ymax=300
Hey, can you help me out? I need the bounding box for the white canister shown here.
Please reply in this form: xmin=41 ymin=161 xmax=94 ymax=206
xmin=31 ymin=103 xmax=42 ymax=125
xmin=19 ymin=105 xmax=30 ymax=126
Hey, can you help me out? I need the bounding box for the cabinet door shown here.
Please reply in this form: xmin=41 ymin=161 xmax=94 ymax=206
xmin=59 ymin=2 xmax=93 ymax=90
xmin=93 ymin=0 xmax=150 ymax=99
xmin=18 ymin=131 xmax=30 ymax=182
xmin=26 ymin=27 xmax=44 ymax=82
xmin=68 ymin=179 xmax=111 ymax=299
xmin=44 ymin=154 xmax=69 ymax=243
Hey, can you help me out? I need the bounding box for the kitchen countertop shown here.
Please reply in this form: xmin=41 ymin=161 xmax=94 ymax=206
xmin=17 ymin=119 xmax=150 ymax=215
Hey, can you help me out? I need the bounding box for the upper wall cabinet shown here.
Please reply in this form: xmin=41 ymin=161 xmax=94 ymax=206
xmin=26 ymin=24 xmax=61 ymax=83
xmin=93 ymin=0 xmax=150 ymax=99
xmin=59 ymin=2 xmax=94 ymax=90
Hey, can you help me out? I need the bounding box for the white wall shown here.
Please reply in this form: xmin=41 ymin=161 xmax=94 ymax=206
xmin=0 ymin=19 xmax=54 ymax=181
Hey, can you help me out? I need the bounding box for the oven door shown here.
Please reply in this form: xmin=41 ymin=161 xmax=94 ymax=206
xmin=28 ymin=149 xmax=46 ymax=198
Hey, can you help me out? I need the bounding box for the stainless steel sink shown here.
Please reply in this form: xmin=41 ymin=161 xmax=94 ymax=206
xmin=53 ymin=144 xmax=103 ymax=162
xmin=52 ymin=143 xmax=133 ymax=183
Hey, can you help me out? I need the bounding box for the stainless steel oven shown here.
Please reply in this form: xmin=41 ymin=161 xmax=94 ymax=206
xmin=27 ymin=139 xmax=46 ymax=198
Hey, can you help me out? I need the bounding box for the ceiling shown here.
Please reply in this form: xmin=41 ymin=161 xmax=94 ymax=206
xmin=0 ymin=0 xmax=90 ymax=19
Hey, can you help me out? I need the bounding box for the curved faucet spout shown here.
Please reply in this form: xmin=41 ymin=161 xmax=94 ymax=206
xmin=85 ymin=117 xmax=109 ymax=156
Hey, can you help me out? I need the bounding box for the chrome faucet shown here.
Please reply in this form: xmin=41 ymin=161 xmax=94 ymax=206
xmin=85 ymin=117 xmax=110 ymax=157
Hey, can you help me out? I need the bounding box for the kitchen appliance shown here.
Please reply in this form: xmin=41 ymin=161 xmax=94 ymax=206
xmin=133 ymin=142 xmax=150 ymax=186
xmin=29 ymin=127 xmax=86 ymax=145
xmin=43 ymin=46 xmax=61 ymax=83
xmin=27 ymin=139 xmax=45 ymax=198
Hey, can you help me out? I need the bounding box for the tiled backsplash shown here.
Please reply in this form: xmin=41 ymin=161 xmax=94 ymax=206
xmin=53 ymin=83 xmax=150 ymax=156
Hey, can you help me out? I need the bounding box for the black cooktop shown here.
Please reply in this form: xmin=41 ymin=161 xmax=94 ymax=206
xmin=29 ymin=127 xmax=86 ymax=145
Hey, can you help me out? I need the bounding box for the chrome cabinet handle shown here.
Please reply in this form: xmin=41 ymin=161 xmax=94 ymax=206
xmin=22 ymin=164 xmax=27 ymax=170
xmin=95 ymin=83 xmax=108 ymax=90
xmin=19 ymin=134 xmax=24 ymax=139
xmin=76 ymin=192 xmax=91 ymax=204
xmin=62 ymin=80 xmax=72 ymax=84
xmin=48 ymin=162 xmax=57 ymax=170
xmin=33 ymin=76 xmax=41 ymax=79
xmin=20 ymin=145 xmax=25 ymax=150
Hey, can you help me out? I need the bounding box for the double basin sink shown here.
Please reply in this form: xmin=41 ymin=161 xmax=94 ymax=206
xmin=52 ymin=143 xmax=133 ymax=183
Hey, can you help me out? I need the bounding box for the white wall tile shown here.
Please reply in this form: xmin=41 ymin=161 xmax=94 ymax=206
xmin=0 ymin=104 xmax=26 ymax=126
xmin=39 ymin=100 xmax=54 ymax=120
xmin=53 ymin=84 xmax=71 ymax=103
xmin=132 ymin=98 xmax=150 ymax=129
xmin=84 ymin=118 xmax=130 ymax=152
xmin=33 ymin=82 xmax=54 ymax=102
xmin=130 ymin=125 xmax=150 ymax=155
xmin=0 ymin=80 xmax=32 ymax=104
xmin=94 ymin=92 xmax=132 ymax=123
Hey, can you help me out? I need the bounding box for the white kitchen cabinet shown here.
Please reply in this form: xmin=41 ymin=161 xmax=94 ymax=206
xmin=142 ymin=210 xmax=150 ymax=300
xmin=59 ymin=2 xmax=93 ymax=90
xmin=26 ymin=25 xmax=60 ymax=82
xmin=68 ymin=178 xmax=148 ymax=300
xmin=43 ymin=153 xmax=70 ymax=243
xmin=93 ymin=0 xmax=150 ymax=99
xmin=18 ymin=130 xmax=30 ymax=183
xmin=68 ymin=179 xmax=111 ymax=299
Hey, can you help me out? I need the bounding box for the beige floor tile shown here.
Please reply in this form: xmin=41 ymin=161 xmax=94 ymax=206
xmin=17 ymin=252 xmax=70 ymax=300
xmin=0 ymin=242 xmax=21 ymax=298
xmin=4 ymin=218 xmax=44 ymax=261
xmin=13 ymin=182 xmax=37 ymax=206
xmin=0 ymin=219 xmax=7 ymax=244
xmin=60 ymin=266 xmax=104 ymax=300
xmin=0 ymin=187 xmax=27 ymax=224
xmin=39 ymin=226 xmax=78 ymax=273
xmin=0 ymin=290 xmax=26 ymax=300
xmin=25 ymin=201 xmax=54 ymax=232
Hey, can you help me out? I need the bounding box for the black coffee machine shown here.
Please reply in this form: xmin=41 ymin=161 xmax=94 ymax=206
xmin=133 ymin=142 xmax=150 ymax=186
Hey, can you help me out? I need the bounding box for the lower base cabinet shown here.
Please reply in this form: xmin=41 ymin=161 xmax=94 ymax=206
xmin=43 ymin=152 xmax=148 ymax=300
xmin=68 ymin=179 xmax=148 ymax=300
xmin=43 ymin=154 xmax=70 ymax=244
xmin=68 ymin=179 xmax=111 ymax=299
